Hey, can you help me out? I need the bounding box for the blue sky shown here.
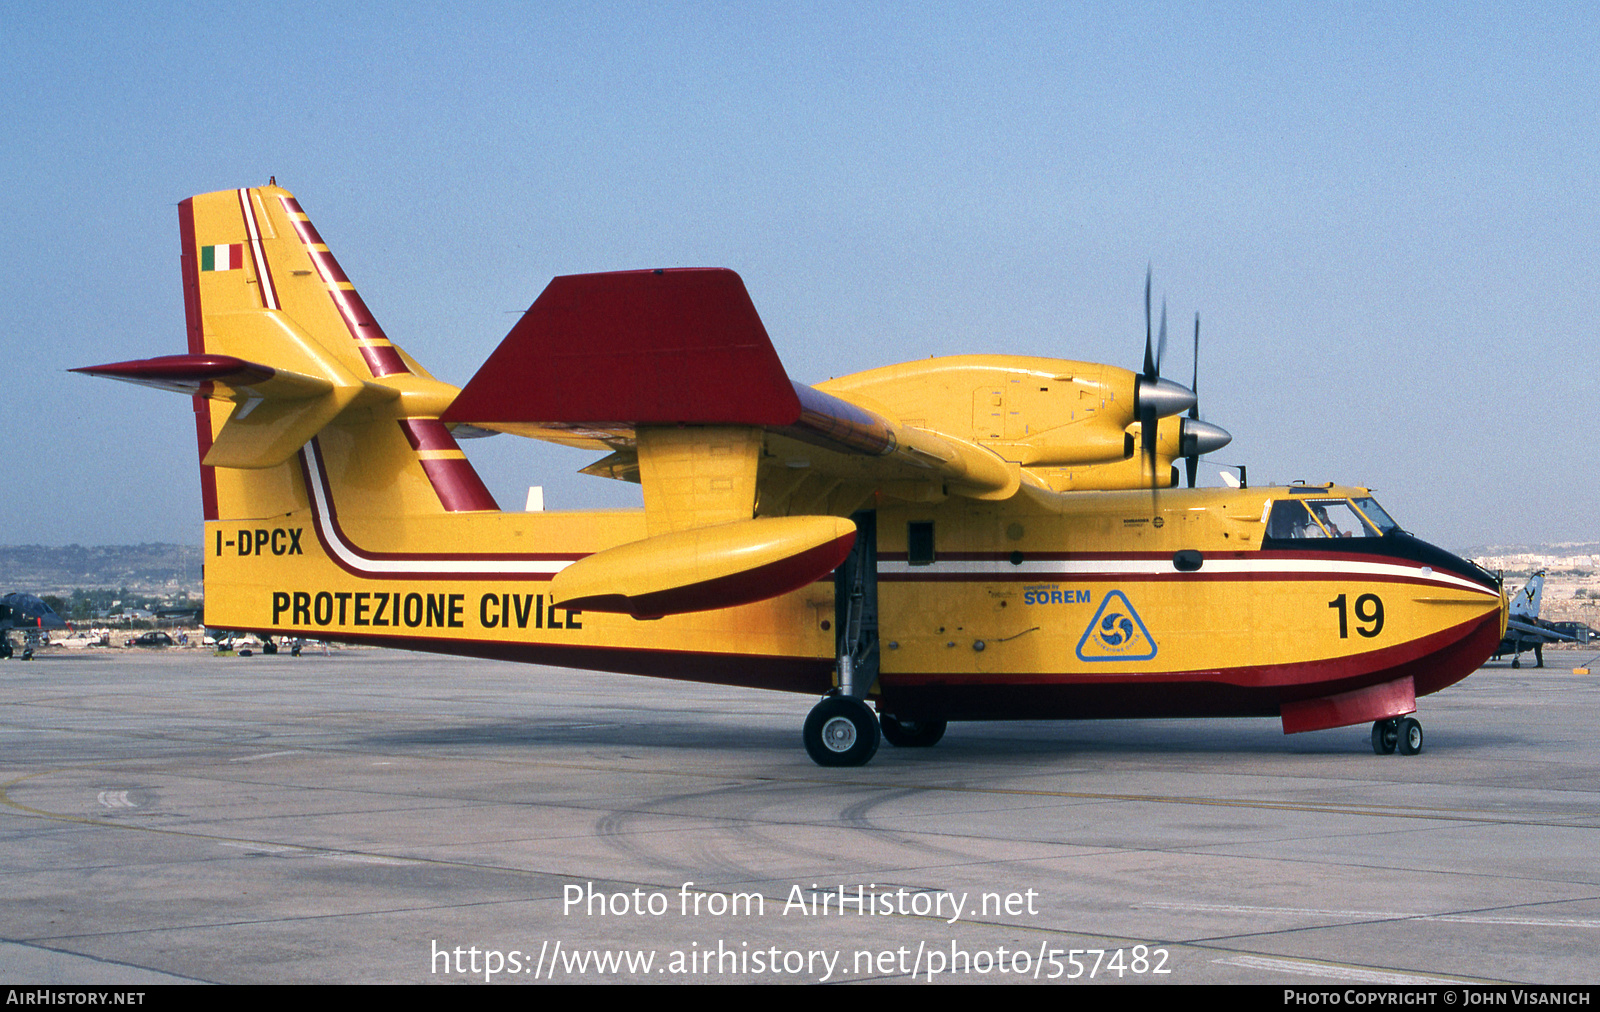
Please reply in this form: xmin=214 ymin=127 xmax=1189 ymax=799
xmin=3 ymin=2 xmax=1594 ymax=549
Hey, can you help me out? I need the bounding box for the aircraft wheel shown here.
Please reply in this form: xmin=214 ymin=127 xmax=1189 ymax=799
xmin=880 ymin=714 xmax=948 ymax=748
xmin=1371 ymin=719 xmax=1398 ymax=755
xmin=1512 ymin=657 xmax=1521 ymax=669
xmin=1397 ymin=717 xmax=1424 ymax=756
xmin=804 ymin=697 xmax=880 ymax=767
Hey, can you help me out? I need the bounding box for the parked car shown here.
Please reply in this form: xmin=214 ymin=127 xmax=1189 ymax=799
xmin=125 ymin=631 xmax=175 ymax=648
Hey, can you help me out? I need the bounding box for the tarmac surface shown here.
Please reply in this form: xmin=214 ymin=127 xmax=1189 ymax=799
xmin=2 ymin=647 xmax=1598 ymax=985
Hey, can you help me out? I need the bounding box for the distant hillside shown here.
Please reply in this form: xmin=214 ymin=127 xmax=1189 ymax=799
xmin=0 ymin=543 xmax=203 ymax=597
xmin=1462 ymin=543 xmax=1600 ymax=575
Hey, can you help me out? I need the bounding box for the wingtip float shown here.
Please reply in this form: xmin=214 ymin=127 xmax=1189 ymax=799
xmin=80 ymin=183 xmax=1506 ymax=766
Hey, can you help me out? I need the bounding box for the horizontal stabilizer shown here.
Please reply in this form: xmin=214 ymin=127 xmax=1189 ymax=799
xmin=76 ymin=352 xmax=372 ymax=469
xmin=442 ymin=268 xmax=802 ymax=428
xmin=74 ymin=354 xmax=334 ymax=400
xmin=1506 ymin=618 xmax=1576 ymax=643
xmin=550 ymin=516 xmax=856 ymax=619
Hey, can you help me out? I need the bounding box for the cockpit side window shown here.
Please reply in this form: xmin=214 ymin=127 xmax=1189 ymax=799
xmin=1266 ymin=501 xmax=1318 ymax=539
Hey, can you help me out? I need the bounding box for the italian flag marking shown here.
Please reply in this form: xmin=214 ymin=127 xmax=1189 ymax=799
xmin=201 ymin=244 xmax=244 ymax=271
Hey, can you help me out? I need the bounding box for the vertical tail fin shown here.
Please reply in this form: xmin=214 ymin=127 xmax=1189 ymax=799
xmin=81 ymin=183 xmax=498 ymax=521
xmin=1510 ymin=571 xmax=1545 ymax=620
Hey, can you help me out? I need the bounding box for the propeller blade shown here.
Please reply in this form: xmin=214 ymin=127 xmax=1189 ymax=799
xmin=1140 ymin=267 xmax=1159 ymax=506
xmin=1144 ymin=410 xmax=1159 ymax=507
xmin=1156 ymin=300 xmax=1168 ymax=378
xmin=1143 ymin=268 xmax=1155 ymax=379
xmin=1189 ymin=313 xmax=1200 ymax=420
xmin=1186 ymin=312 xmax=1200 ymax=486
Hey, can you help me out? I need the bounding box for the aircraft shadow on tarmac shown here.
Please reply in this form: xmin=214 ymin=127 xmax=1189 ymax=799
xmin=354 ymin=718 xmax=1482 ymax=759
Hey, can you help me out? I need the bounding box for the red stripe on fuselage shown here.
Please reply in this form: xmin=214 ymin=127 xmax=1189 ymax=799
xmin=178 ymin=197 xmax=219 ymax=522
xmin=398 ymin=418 xmax=458 ymax=452
xmin=417 ymin=457 xmax=501 ymax=513
xmin=875 ymin=607 xmax=1502 ymax=722
xmin=225 ymin=627 xmax=836 ymax=695
xmin=297 ymin=442 xmax=574 ymax=576
xmin=397 ymin=419 xmax=500 ymax=512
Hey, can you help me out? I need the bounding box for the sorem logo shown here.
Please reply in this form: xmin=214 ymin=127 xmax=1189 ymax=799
xmin=1023 ymin=585 xmax=1091 ymax=605
xmin=1075 ymin=590 xmax=1157 ymax=662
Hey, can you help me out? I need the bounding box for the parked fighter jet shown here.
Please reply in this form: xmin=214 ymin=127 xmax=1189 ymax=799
xmin=1492 ymin=572 xmax=1575 ymax=668
xmin=0 ymin=593 xmax=68 ymax=660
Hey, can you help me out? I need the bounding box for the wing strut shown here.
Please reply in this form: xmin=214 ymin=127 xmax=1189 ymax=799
xmin=804 ymin=510 xmax=883 ymax=766
xmin=835 ymin=509 xmax=879 ymax=701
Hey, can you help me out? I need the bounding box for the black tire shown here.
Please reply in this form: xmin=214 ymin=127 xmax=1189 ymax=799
xmin=1397 ymin=717 xmax=1424 ymax=756
xmin=803 ymin=697 xmax=880 ymax=767
xmin=1371 ymin=719 xmax=1398 ymax=755
xmin=880 ymin=714 xmax=948 ymax=748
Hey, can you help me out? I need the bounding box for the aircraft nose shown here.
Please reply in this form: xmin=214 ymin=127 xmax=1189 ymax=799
xmin=1396 ymin=534 xmax=1502 ymax=594
xmin=1181 ymin=418 xmax=1231 ymax=456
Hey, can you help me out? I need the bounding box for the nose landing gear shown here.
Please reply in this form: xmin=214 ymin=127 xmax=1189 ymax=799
xmin=1371 ymin=716 xmax=1423 ymax=756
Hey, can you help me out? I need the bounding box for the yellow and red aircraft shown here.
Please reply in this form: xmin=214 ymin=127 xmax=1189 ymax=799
xmin=78 ymin=184 xmax=1507 ymax=765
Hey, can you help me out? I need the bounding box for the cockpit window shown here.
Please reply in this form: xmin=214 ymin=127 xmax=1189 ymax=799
xmin=1350 ymin=497 xmax=1400 ymax=535
xmin=1265 ymin=499 xmax=1381 ymax=539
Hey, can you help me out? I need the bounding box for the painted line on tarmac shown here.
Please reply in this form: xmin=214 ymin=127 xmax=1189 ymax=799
xmin=216 ymin=840 xmax=412 ymax=865
xmin=1148 ymin=900 xmax=1600 ymax=930
xmin=229 ymin=750 xmax=304 ymax=762
xmin=1213 ymin=954 xmax=1468 ymax=985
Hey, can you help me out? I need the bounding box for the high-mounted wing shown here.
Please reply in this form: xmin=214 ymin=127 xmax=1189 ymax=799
xmin=440 ymin=267 xmax=1217 ymax=616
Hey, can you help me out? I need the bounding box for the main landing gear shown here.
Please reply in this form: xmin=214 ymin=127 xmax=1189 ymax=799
xmin=801 ymin=509 xmax=953 ymax=766
xmin=806 ymin=509 xmax=883 ymax=768
xmin=802 ymin=703 xmax=951 ymax=765
xmin=804 ymin=695 xmax=881 ymax=767
xmin=1371 ymin=717 xmax=1424 ymax=756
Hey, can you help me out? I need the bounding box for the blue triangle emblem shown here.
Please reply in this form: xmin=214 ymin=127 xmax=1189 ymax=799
xmin=1075 ymin=590 xmax=1158 ymax=662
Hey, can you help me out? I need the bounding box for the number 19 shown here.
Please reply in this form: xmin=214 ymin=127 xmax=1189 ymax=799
xmin=1328 ymin=593 xmax=1384 ymax=638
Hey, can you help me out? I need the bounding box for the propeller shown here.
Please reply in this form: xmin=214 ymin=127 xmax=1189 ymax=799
xmin=1135 ymin=270 xmax=1231 ymax=494
xmin=1135 ymin=269 xmax=1195 ymax=498
xmin=1179 ymin=310 xmax=1233 ymax=487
